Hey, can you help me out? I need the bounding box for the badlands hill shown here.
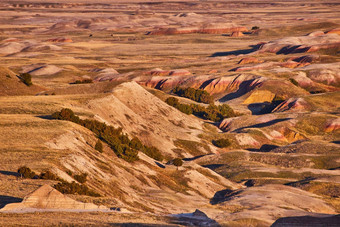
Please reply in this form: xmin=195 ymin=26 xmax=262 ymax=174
xmin=0 ymin=0 xmax=339 ymax=226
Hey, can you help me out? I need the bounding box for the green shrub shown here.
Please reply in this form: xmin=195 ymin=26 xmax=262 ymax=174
xmin=173 ymin=87 xmax=213 ymax=104
xmin=173 ymin=158 xmax=183 ymax=167
xmin=213 ymin=138 xmax=231 ymax=148
xmin=74 ymin=173 xmax=87 ymax=183
xmin=95 ymin=139 xmax=103 ymax=153
xmin=66 ymin=170 xmax=73 ymax=176
xmin=165 ymin=97 xmax=179 ymax=106
xmin=54 ymin=181 xmax=100 ymax=197
xmin=143 ymin=146 xmax=164 ymax=161
xmin=52 ymin=108 xmax=165 ymax=162
xmin=19 ymin=73 xmax=32 ymax=86
xmin=51 ymin=108 xmax=80 ymax=123
xmin=165 ymin=97 xmax=236 ymax=121
xmin=18 ymin=166 xmax=36 ymax=178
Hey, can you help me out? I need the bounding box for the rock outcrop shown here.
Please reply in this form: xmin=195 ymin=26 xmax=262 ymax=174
xmin=325 ymin=118 xmax=340 ymax=132
xmin=0 ymin=185 xmax=108 ymax=212
xmin=230 ymin=31 xmax=244 ymax=37
xmin=172 ymin=209 xmax=220 ymax=227
xmin=143 ymin=68 xmax=191 ymax=77
xmin=243 ymin=90 xmax=276 ymax=104
xmin=272 ymin=98 xmax=310 ymax=112
xmin=238 ymin=57 xmax=262 ymax=65
xmin=326 ymin=28 xmax=340 ymax=35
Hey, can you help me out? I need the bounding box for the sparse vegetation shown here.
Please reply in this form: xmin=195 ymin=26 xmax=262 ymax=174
xmin=74 ymin=173 xmax=88 ymax=183
xmin=213 ymin=138 xmax=231 ymax=148
xmin=174 ymin=139 xmax=206 ymax=156
xmin=165 ymin=97 xmax=237 ymax=122
xmin=19 ymin=73 xmax=33 ymax=86
xmin=52 ymin=108 xmax=163 ymax=162
xmin=54 ymin=181 xmax=100 ymax=197
xmin=173 ymin=158 xmax=183 ymax=167
xmin=72 ymin=79 xmax=93 ymax=84
xmin=95 ymin=139 xmax=103 ymax=153
xmin=172 ymin=86 xmax=213 ymax=104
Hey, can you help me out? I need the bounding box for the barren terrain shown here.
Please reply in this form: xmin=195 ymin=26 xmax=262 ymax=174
xmin=0 ymin=0 xmax=339 ymax=226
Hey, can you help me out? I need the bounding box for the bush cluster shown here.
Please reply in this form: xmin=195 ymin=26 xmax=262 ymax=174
xmin=95 ymin=139 xmax=103 ymax=153
xmin=54 ymin=181 xmax=100 ymax=197
xmin=213 ymin=138 xmax=231 ymax=148
xmin=165 ymin=97 xmax=193 ymax=115
xmin=18 ymin=166 xmax=36 ymax=178
xmin=74 ymin=173 xmax=88 ymax=184
xmin=165 ymin=97 xmax=237 ymax=122
xmin=52 ymin=108 xmax=163 ymax=162
xmin=19 ymin=73 xmax=33 ymax=86
xmin=39 ymin=170 xmax=58 ymax=180
xmin=17 ymin=167 xmax=58 ymax=180
xmin=172 ymin=87 xmax=213 ymax=104
xmin=72 ymin=79 xmax=93 ymax=84
xmin=172 ymin=158 xmax=183 ymax=167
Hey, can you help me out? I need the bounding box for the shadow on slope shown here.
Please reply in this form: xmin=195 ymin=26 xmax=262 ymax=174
xmin=271 ymin=214 xmax=340 ymax=227
xmin=0 ymin=170 xmax=20 ymax=177
xmin=233 ymin=118 xmax=292 ymax=132
xmin=0 ymin=195 xmax=23 ymax=209
xmin=210 ymin=45 xmax=258 ymax=57
xmin=210 ymin=188 xmax=242 ymax=205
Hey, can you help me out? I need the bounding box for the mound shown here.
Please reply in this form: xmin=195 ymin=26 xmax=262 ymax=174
xmin=143 ymin=68 xmax=191 ymax=77
xmin=0 ymin=42 xmax=28 ymax=55
xmin=290 ymin=54 xmax=319 ymax=64
xmin=200 ymin=74 xmax=266 ymax=96
xmin=243 ymin=90 xmax=276 ymax=104
xmin=326 ymin=28 xmax=340 ymax=35
xmin=22 ymin=64 xmax=63 ymax=76
xmin=93 ymin=68 xmax=120 ymax=82
xmin=272 ymin=214 xmax=340 ymax=227
xmin=21 ymin=44 xmax=62 ymax=52
xmin=0 ymin=185 xmax=108 ymax=212
xmin=325 ymin=118 xmax=340 ymax=132
xmin=257 ymin=33 xmax=340 ymax=54
xmin=0 ymin=66 xmax=44 ymax=96
xmin=215 ymin=184 xmax=336 ymax=224
xmin=307 ymin=68 xmax=340 ymax=86
xmin=230 ymin=31 xmax=244 ymax=37
xmin=307 ymin=31 xmax=325 ymax=37
xmin=238 ymin=57 xmax=262 ymax=65
xmin=272 ymin=98 xmax=310 ymax=112
xmin=86 ymin=81 xmax=204 ymax=157
xmin=173 ymin=209 xmax=219 ymax=227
